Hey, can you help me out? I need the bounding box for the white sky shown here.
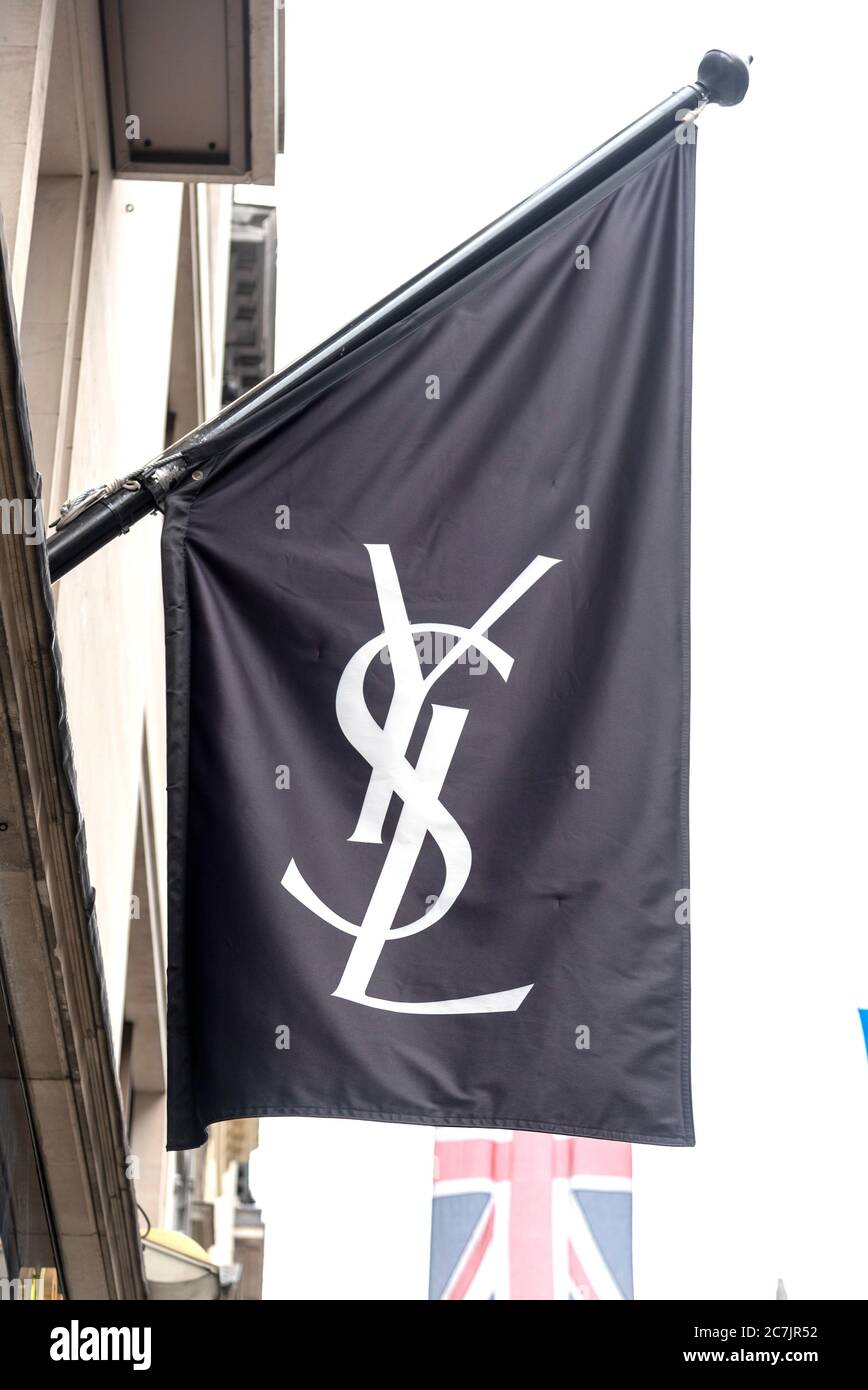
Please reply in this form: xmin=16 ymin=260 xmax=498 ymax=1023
xmin=249 ymin=1 xmax=868 ymax=1300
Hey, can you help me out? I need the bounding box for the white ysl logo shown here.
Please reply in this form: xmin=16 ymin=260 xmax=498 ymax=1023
xmin=282 ymin=544 xmax=560 ymax=1013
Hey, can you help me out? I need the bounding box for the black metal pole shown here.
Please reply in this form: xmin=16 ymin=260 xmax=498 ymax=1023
xmin=47 ymin=48 xmax=750 ymax=582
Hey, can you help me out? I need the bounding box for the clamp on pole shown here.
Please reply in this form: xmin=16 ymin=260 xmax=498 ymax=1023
xmin=51 ymin=478 xmax=142 ymax=531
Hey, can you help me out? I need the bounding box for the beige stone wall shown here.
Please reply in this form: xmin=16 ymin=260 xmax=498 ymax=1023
xmin=54 ymin=172 xmax=184 ymax=1050
xmin=0 ymin=0 xmax=232 ymax=1242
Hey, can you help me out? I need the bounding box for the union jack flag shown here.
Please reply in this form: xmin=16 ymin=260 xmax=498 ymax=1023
xmin=429 ymin=1129 xmax=633 ymax=1300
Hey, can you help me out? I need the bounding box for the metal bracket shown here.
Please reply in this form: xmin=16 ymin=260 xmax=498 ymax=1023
xmin=51 ymin=478 xmax=142 ymax=531
xmin=676 ymin=96 xmax=709 ymax=128
xmin=138 ymin=455 xmax=191 ymax=511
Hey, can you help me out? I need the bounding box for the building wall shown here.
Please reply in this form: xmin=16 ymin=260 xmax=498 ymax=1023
xmin=54 ymin=173 xmax=183 ymax=1061
xmin=0 ymin=0 xmax=242 ymax=1286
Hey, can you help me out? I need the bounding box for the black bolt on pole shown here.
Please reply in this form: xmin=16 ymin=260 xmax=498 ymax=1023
xmin=46 ymin=49 xmax=751 ymax=583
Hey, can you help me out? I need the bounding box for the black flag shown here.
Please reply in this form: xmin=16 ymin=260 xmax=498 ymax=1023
xmin=163 ymin=131 xmax=696 ymax=1149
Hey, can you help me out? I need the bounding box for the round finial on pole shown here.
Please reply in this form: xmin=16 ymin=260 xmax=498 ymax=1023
xmin=697 ymin=49 xmax=752 ymax=106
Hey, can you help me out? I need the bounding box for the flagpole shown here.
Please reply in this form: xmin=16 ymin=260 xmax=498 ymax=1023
xmin=46 ymin=48 xmax=750 ymax=582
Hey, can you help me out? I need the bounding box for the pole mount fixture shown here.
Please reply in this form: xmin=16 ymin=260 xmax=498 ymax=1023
xmin=46 ymin=49 xmax=752 ymax=582
xmin=697 ymin=49 xmax=752 ymax=107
